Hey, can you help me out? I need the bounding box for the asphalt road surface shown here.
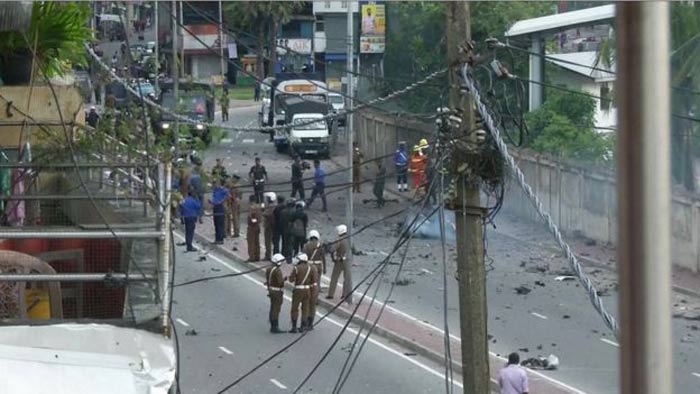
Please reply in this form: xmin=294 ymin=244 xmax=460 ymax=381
xmin=171 ymin=231 xmax=460 ymax=394
xmin=185 ymin=104 xmax=700 ymax=394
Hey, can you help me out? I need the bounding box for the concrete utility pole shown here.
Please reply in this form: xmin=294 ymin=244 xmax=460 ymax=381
xmin=446 ymin=3 xmax=490 ymax=393
xmin=154 ymin=0 xmax=159 ymax=95
xmin=616 ymin=3 xmax=672 ymax=394
xmin=179 ymin=0 xmax=185 ymax=78
xmin=344 ymin=1 xmax=355 ymax=305
xmin=218 ymin=0 xmax=225 ymax=80
xmin=172 ymin=0 xmax=180 ymax=157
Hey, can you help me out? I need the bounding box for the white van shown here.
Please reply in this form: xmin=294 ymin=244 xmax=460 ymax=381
xmin=288 ymin=113 xmax=330 ymax=158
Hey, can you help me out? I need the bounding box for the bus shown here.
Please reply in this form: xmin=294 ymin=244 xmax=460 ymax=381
xmin=268 ymin=77 xmax=331 ymax=152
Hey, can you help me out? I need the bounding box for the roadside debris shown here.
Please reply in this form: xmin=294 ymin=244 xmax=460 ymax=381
xmin=555 ymin=276 xmax=576 ymax=282
xmin=521 ymin=354 xmax=559 ymax=370
xmin=185 ymin=329 xmax=198 ymax=336
xmin=515 ymin=286 xmax=531 ymax=295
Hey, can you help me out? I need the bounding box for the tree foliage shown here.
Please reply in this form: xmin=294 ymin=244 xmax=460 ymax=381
xmin=0 ymin=2 xmax=92 ymax=78
xmin=381 ymin=2 xmax=554 ymax=112
xmin=525 ymin=89 xmax=611 ymax=163
xmin=223 ymin=1 xmax=301 ymax=79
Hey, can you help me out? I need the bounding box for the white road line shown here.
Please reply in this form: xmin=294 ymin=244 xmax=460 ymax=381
xmin=244 ymin=119 xmax=256 ymax=128
xmin=242 ymin=138 xmax=255 ymax=143
xmin=174 ymin=231 xmax=586 ymax=394
xmin=270 ymin=379 xmax=287 ymax=389
xmin=421 ymin=268 xmax=434 ymax=275
xmin=693 ymin=372 xmax=700 ymax=379
xmin=600 ymin=338 xmax=620 ymax=348
xmin=175 ymin=318 xmax=190 ymax=327
xmin=221 ymin=138 xmax=233 ymax=143
xmin=531 ymin=312 xmax=548 ymax=320
xmin=218 ymin=346 xmax=234 ymax=355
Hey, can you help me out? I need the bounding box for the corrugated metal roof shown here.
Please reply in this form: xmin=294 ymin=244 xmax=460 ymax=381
xmin=547 ymin=51 xmax=616 ymax=83
xmin=506 ymin=5 xmax=615 ymax=38
xmin=0 ymin=2 xmax=32 ymax=33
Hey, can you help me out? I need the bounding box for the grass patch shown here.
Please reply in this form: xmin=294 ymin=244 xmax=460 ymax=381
xmin=214 ymin=86 xmax=255 ymax=101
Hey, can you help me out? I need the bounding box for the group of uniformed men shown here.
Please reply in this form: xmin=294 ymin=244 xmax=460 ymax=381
xmin=265 ymin=224 xmax=349 ymax=333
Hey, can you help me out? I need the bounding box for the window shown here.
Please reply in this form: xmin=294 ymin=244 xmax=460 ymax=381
xmin=316 ymin=21 xmax=325 ymax=32
xmin=600 ymin=83 xmax=611 ymax=111
xmin=324 ymin=1 xmax=331 ymax=9
xmin=341 ymin=1 xmax=348 ymax=9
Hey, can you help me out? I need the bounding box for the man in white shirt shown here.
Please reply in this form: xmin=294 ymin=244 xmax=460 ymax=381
xmin=362 ymin=8 xmax=376 ymax=35
xmin=498 ymin=352 xmax=529 ymax=394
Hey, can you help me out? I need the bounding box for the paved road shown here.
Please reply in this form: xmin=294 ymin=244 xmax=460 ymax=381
xmin=188 ymin=105 xmax=700 ymax=394
xmin=171 ymin=232 xmax=460 ymax=394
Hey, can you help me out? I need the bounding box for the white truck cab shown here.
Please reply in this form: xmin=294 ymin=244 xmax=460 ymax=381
xmin=288 ymin=113 xmax=330 ymax=159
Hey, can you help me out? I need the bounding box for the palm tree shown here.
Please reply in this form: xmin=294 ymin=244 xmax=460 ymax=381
xmin=223 ymin=2 xmax=300 ymax=80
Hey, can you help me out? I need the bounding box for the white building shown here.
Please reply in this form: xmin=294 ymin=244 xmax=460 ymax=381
xmin=546 ymin=51 xmax=617 ymax=132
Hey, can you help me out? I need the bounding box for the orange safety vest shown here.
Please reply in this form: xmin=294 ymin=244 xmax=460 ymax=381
xmin=409 ymin=151 xmax=427 ymax=174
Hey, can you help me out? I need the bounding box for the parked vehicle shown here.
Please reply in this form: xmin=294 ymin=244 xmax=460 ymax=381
xmin=156 ymin=80 xmax=215 ymax=144
xmin=288 ymin=113 xmax=331 ymax=159
xmin=328 ymin=92 xmax=346 ymax=126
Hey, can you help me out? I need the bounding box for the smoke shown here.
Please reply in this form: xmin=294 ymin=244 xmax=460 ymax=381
xmin=402 ymin=205 xmax=456 ymax=242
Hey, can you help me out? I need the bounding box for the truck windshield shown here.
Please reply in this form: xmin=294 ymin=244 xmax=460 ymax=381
xmin=275 ymin=93 xmax=326 ymax=114
xmin=329 ymin=95 xmax=344 ymax=104
xmin=293 ymin=118 xmax=326 ymax=130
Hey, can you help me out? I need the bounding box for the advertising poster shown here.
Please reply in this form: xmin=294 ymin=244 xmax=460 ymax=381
xmin=360 ymin=2 xmax=385 ymax=53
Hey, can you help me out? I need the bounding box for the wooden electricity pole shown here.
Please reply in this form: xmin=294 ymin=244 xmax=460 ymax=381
xmin=446 ymin=3 xmax=490 ymax=393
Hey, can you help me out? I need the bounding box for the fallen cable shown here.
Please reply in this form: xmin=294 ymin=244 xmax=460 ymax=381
xmin=460 ymin=64 xmax=619 ymax=337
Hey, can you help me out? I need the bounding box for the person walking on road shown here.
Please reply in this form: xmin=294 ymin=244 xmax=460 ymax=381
xmin=373 ymin=159 xmax=386 ymax=208
xmin=179 ymin=191 xmax=202 ymax=252
xmin=306 ymin=160 xmax=327 ymax=212
xmin=263 ymin=192 xmax=277 ymax=260
xmin=246 ymin=194 xmax=262 ymax=262
xmin=254 ymin=82 xmax=261 ymax=102
xmin=304 ymin=229 xmax=325 ymax=326
xmin=288 ymin=252 xmax=317 ymax=333
xmin=394 ymin=141 xmax=409 ymax=192
xmin=326 ymin=224 xmax=349 ymax=300
xmin=272 ymin=195 xmax=286 ymax=254
xmin=352 ymin=141 xmax=364 ymax=193
xmin=225 ymin=175 xmax=242 ymax=238
xmin=290 ymin=201 xmax=308 ymax=255
xmin=210 ymin=179 xmax=230 ymax=244
xmin=220 ymin=90 xmax=230 ymax=122
xmin=87 ymin=106 xmax=100 ymax=128
xmin=290 ymin=156 xmax=306 ymax=200
xmin=265 ymin=254 xmax=286 ymax=334
xmin=498 ymin=352 xmax=529 ymax=394
xmin=249 ymin=157 xmax=268 ymax=204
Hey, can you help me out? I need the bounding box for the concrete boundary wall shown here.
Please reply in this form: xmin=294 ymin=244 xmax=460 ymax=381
xmin=356 ymin=109 xmax=700 ymax=273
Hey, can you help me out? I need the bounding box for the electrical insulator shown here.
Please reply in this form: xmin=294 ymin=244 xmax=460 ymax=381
xmin=474 ymin=129 xmax=486 ymax=144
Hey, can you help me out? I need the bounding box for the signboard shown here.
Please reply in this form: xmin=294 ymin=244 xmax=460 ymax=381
xmin=360 ymin=2 xmax=385 ymax=53
xmin=183 ymin=24 xmax=225 ymax=50
xmin=227 ymin=43 xmax=238 ymax=59
xmin=360 ymin=36 xmax=385 ymax=54
xmin=276 ymin=39 xmax=312 ymax=55
xmin=283 ymin=84 xmax=318 ymax=93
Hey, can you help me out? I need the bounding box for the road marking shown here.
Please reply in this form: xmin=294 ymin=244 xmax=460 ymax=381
xmin=242 ymin=138 xmax=255 ymax=143
xmin=420 ymin=268 xmax=434 ymax=275
xmin=693 ymin=372 xmax=700 ymax=379
xmin=218 ymin=346 xmax=234 ymax=355
xmin=531 ymin=312 xmax=548 ymax=320
xmin=175 ymin=318 xmax=190 ymax=327
xmin=174 ymin=231 xmax=586 ymax=394
xmin=600 ymin=338 xmax=620 ymax=348
xmin=244 ymin=119 xmax=256 ymax=128
xmin=173 ymin=234 xmax=464 ymax=389
xmin=221 ymin=138 xmax=233 ymax=143
xmin=270 ymin=379 xmax=287 ymax=389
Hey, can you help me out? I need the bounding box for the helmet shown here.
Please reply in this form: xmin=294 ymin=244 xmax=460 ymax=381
xmin=296 ymin=253 xmax=308 ymax=263
xmin=308 ymin=230 xmax=320 ymax=240
xmin=336 ymin=224 xmax=347 ymax=236
xmin=265 ymin=192 xmax=277 ymax=203
xmin=419 ymin=138 xmax=429 ymax=149
xmin=271 ymin=253 xmax=285 ymax=265
xmin=295 ymin=200 xmax=306 ymax=209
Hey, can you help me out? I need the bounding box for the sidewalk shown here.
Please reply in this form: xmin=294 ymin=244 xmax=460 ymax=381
xmin=181 ymin=215 xmax=583 ymax=394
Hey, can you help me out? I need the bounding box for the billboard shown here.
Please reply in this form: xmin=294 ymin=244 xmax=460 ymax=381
xmin=360 ymin=2 xmax=385 ymax=53
xmin=183 ymin=24 xmax=225 ymax=50
xmin=276 ymin=38 xmax=312 ymax=55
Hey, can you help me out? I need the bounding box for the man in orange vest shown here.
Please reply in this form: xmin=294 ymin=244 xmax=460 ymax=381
xmin=408 ymin=138 xmax=429 ymax=197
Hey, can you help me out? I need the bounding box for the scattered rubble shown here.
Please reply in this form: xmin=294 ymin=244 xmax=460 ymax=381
xmin=521 ymin=354 xmax=559 ymax=370
xmin=185 ymin=329 xmax=198 ymax=336
xmin=515 ymin=286 xmax=531 ymax=295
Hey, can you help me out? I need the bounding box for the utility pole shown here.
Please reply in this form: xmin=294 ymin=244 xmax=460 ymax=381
xmin=172 ymin=0 xmax=180 ymax=158
xmin=218 ymin=0 xmax=225 ymax=81
xmin=154 ymin=0 xmax=159 ymax=95
xmin=179 ymin=0 xmax=185 ymax=78
xmin=344 ymin=1 xmax=355 ymax=305
xmin=617 ymin=3 xmax=672 ymax=394
xmin=447 ymin=3 xmax=490 ymax=393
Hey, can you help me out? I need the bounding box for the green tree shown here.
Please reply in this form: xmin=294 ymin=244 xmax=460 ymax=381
xmin=525 ymin=89 xmax=611 ymax=163
xmin=223 ymin=2 xmax=300 ymax=79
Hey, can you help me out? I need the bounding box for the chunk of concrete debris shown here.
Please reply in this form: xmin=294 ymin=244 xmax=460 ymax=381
xmin=515 ymin=286 xmax=531 ymax=295
xmin=555 ymin=276 xmax=576 ymax=282
xmin=521 ymin=354 xmax=559 ymax=370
